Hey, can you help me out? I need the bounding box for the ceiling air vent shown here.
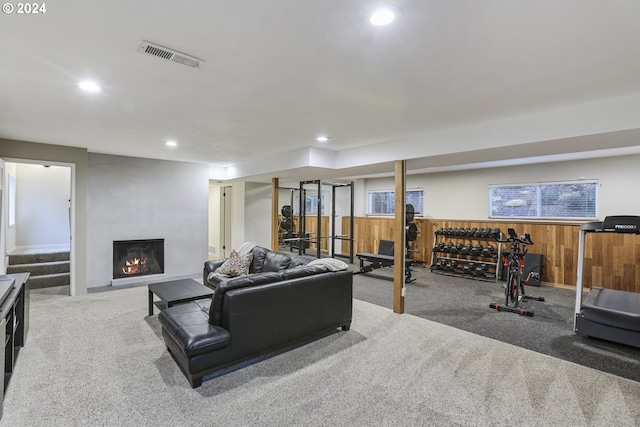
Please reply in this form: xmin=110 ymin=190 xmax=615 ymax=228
xmin=138 ymin=41 xmax=204 ymax=69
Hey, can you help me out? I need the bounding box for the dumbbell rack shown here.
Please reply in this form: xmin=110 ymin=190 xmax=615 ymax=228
xmin=430 ymin=228 xmax=503 ymax=282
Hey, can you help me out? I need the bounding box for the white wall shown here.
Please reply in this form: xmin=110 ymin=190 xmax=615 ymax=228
xmin=216 ymin=154 xmax=640 ymax=261
xmin=244 ymin=182 xmax=271 ymax=247
xmin=13 ymin=163 xmax=71 ymax=247
xmin=87 ymin=154 xmax=209 ymax=288
xmin=363 ymin=154 xmax=640 ymax=220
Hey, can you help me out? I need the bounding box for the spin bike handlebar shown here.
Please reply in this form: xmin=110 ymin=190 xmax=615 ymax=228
xmin=494 ymin=228 xmax=534 ymax=246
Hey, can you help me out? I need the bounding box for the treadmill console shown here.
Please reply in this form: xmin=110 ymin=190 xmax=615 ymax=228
xmin=602 ymin=215 xmax=640 ymax=234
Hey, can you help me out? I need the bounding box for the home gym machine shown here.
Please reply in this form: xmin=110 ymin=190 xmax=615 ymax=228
xmin=355 ymin=204 xmax=425 ymax=283
xmin=574 ymin=215 xmax=640 ymax=348
xmin=290 ymin=180 xmax=355 ymax=263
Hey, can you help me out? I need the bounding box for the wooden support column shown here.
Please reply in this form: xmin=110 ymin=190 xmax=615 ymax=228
xmin=271 ymin=178 xmax=279 ymax=251
xmin=393 ymin=160 xmax=406 ymax=314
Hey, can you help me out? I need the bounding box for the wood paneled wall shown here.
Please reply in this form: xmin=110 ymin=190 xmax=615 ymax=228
xmin=584 ymin=233 xmax=640 ymax=293
xmin=342 ymin=217 xmax=640 ymax=292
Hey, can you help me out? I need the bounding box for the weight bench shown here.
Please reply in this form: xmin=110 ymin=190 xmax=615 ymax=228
xmin=355 ymin=240 xmax=424 ymax=283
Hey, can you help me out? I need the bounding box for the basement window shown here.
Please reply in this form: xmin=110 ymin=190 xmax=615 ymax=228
xmin=489 ymin=180 xmax=598 ymax=219
xmin=368 ymin=189 xmax=424 ymax=216
xmin=294 ymin=193 xmax=325 ymax=215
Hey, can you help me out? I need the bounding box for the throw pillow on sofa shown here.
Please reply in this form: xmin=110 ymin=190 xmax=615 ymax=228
xmin=216 ymin=250 xmax=253 ymax=277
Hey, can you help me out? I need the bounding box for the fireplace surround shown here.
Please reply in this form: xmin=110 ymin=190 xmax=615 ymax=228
xmin=113 ymin=239 xmax=164 ymax=279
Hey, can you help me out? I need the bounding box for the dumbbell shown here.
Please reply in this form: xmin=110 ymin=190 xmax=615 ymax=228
xmin=490 ymin=228 xmax=502 ymax=239
xmin=458 ymin=244 xmax=472 ymax=255
xmin=470 ymin=244 xmax=483 ymax=256
xmin=473 ymin=263 xmax=489 ymax=276
xmin=463 ymin=262 xmax=475 ymax=274
xmin=481 ymin=245 xmax=495 ymax=257
xmin=444 ymin=260 xmax=458 ymax=271
xmin=448 ymin=243 xmax=458 ymax=254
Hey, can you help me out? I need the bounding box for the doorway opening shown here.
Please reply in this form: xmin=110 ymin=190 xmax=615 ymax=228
xmin=1 ymin=159 xmax=75 ymax=295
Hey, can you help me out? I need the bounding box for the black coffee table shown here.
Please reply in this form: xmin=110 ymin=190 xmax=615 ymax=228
xmin=148 ymin=278 xmax=214 ymax=316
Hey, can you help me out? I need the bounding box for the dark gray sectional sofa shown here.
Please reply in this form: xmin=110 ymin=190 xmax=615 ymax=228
xmin=158 ymin=246 xmax=353 ymax=388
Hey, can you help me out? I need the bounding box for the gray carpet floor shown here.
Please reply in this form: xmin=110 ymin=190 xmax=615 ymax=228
xmin=352 ymin=266 xmax=640 ymax=383
xmin=2 ymin=283 xmax=640 ymax=426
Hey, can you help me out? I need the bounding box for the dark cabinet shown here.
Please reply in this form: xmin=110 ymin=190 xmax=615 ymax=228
xmin=0 ymin=273 xmax=29 ymax=420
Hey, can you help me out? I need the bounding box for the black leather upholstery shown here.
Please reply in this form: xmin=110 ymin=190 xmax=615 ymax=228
xmin=203 ymin=259 xmax=225 ymax=285
xmin=278 ymin=265 xmax=326 ymax=280
xmin=158 ymin=301 xmax=230 ymax=357
xmin=208 ymin=272 xmax=282 ymax=326
xmin=203 ymin=246 xmax=316 ymax=289
xmin=289 ymin=254 xmax=316 ymax=267
xmin=248 ymin=246 xmax=269 ymax=273
xmin=259 ymin=251 xmax=292 ymax=272
xmin=162 ymin=248 xmax=353 ymax=388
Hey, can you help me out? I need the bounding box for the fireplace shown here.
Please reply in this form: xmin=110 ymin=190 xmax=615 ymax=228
xmin=113 ymin=239 xmax=164 ymax=279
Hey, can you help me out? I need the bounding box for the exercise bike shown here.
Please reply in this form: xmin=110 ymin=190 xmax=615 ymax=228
xmin=489 ymin=228 xmax=545 ymax=316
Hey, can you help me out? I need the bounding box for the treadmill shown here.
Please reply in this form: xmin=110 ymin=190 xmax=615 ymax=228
xmin=574 ymin=215 xmax=640 ymax=348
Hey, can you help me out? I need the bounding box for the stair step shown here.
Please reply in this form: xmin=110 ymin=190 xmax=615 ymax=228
xmin=7 ymin=260 xmax=70 ymax=276
xmin=28 ymin=273 xmax=71 ymax=289
xmin=8 ymin=251 xmax=70 ymax=265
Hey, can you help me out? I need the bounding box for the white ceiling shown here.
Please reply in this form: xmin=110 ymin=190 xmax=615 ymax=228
xmin=2 ymin=0 xmax=640 ymax=182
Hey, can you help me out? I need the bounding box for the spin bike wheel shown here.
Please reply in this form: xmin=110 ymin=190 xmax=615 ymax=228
xmin=505 ymin=274 xmax=520 ymax=307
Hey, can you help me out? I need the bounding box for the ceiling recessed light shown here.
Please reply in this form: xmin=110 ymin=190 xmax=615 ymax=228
xmin=370 ymin=6 xmax=398 ymax=26
xmin=316 ymin=135 xmax=330 ymax=143
xmin=78 ymin=80 xmax=101 ymax=93
xmin=166 ymin=140 xmax=177 ymax=147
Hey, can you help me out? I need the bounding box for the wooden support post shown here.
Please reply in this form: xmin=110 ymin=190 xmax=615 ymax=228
xmin=394 ymin=160 xmax=406 ymax=314
xmin=271 ymin=178 xmax=279 ymax=251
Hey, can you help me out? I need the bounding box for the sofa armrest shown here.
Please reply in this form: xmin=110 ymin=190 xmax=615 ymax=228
xmin=204 ymin=259 xmax=226 ymax=285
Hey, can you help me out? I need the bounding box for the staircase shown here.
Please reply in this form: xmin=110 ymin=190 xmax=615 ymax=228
xmin=7 ymin=246 xmax=71 ymax=289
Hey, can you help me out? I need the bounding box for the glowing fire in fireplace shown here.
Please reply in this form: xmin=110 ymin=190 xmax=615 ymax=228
xmin=122 ymin=257 xmax=149 ymax=276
